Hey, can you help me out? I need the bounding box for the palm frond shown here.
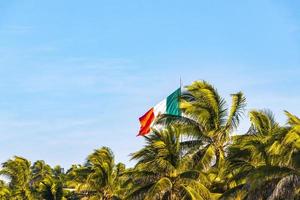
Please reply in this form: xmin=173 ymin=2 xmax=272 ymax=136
xmin=144 ymin=177 xmax=172 ymax=200
xmin=226 ymin=92 xmax=246 ymax=131
xmin=285 ymin=111 xmax=300 ymax=126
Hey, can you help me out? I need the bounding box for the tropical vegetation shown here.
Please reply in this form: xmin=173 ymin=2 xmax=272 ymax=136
xmin=0 ymin=80 xmax=299 ymax=200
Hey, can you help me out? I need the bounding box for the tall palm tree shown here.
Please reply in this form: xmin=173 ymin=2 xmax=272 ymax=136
xmin=0 ymin=156 xmax=33 ymax=200
xmin=157 ymin=80 xmax=246 ymax=193
xmin=127 ymin=127 xmax=214 ymax=200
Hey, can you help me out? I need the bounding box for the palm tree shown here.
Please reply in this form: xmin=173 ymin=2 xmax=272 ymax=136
xmin=0 ymin=156 xmax=33 ymax=200
xmin=223 ymin=110 xmax=300 ymax=199
xmin=0 ymin=180 xmax=11 ymax=200
xmin=267 ymin=111 xmax=300 ymax=200
xmin=157 ymin=80 xmax=246 ymax=193
xmin=30 ymin=160 xmax=52 ymax=192
xmin=281 ymin=111 xmax=300 ymax=168
xmin=67 ymin=147 xmax=126 ymax=200
xmin=127 ymin=127 xmax=214 ymax=200
xmin=30 ymin=160 xmax=66 ymax=200
xmin=38 ymin=175 xmax=64 ymax=200
xmin=1 ymin=80 xmax=300 ymax=200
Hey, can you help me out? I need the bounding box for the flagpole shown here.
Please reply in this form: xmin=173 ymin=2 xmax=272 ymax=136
xmin=143 ymin=135 xmax=150 ymax=140
xmin=179 ymin=77 xmax=183 ymax=143
xmin=180 ymin=77 xmax=182 ymax=89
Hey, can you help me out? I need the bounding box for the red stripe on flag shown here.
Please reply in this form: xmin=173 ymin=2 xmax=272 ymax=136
xmin=138 ymin=108 xmax=155 ymax=136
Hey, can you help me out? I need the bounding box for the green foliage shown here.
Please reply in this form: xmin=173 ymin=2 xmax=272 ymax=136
xmin=0 ymin=180 xmax=10 ymax=200
xmin=0 ymin=156 xmax=34 ymax=200
xmin=1 ymin=80 xmax=300 ymax=200
xmin=127 ymin=127 xmax=212 ymax=200
xmin=65 ymin=147 xmax=127 ymax=199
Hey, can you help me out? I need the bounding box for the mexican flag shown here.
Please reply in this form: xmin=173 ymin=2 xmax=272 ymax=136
xmin=138 ymin=88 xmax=181 ymax=136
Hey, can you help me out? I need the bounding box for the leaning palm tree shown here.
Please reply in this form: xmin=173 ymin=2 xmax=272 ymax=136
xmin=127 ymin=126 xmax=214 ymax=200
xmin=67 ymin=147 xmax=126 ymax=200
xmin=0 ymin=156 xmax=34 ymax=200
xmin=157 ymin=80 xmax=246 ymax=193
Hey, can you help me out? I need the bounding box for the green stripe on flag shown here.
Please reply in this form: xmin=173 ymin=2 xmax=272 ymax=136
xmin=166 ymin=88 xmax=181 ymax=116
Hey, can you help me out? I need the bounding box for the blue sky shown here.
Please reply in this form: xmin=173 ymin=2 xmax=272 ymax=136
xmin=0 ymin=0 xmax=299 ymax=168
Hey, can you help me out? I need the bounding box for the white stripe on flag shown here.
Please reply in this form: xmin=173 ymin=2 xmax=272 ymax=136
xmin=153 ymin=99 xmax=167 ymax=116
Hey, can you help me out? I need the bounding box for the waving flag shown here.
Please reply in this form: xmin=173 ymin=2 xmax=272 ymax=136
xmin=138 ymin=88 xmax=181 ymax=136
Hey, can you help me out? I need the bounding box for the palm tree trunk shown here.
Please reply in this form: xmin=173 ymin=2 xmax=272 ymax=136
xmin=267 ymin=175 xmax=300 ymax=200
